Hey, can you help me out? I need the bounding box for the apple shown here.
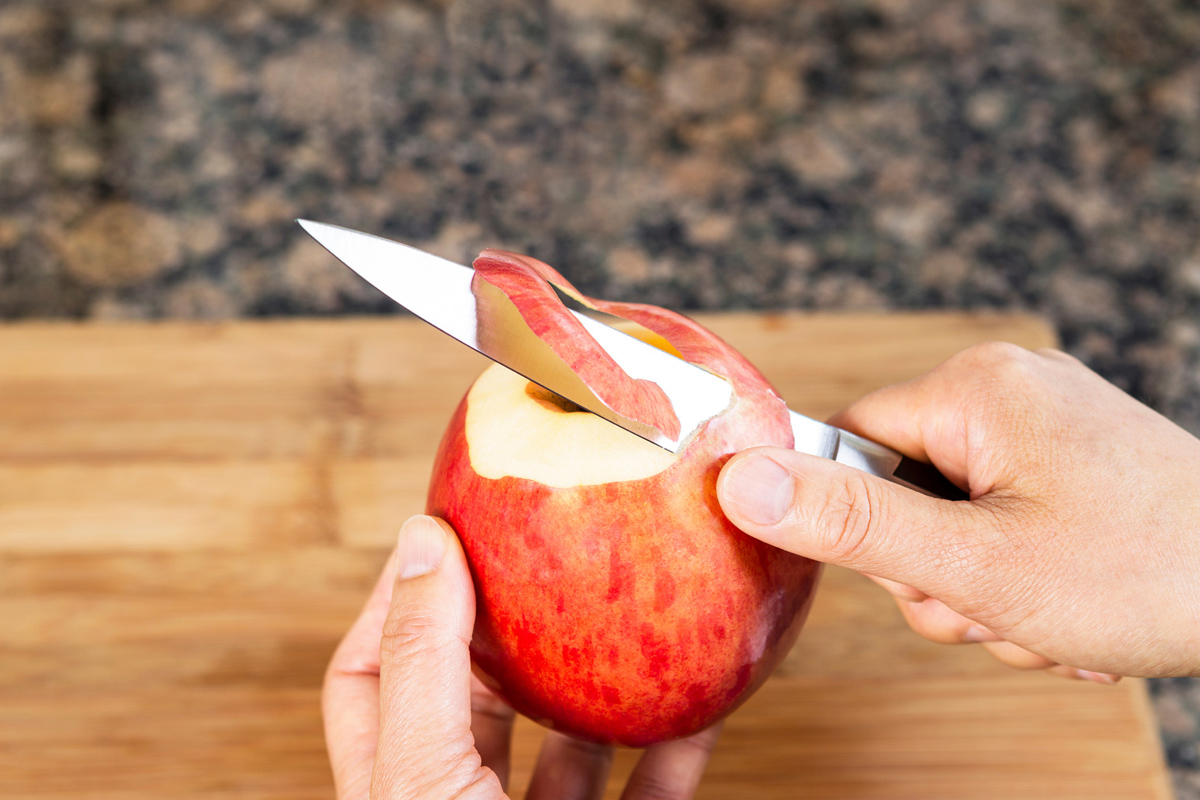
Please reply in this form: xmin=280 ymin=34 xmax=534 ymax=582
xmin=426 ymin=249 xmax=821 ymax=747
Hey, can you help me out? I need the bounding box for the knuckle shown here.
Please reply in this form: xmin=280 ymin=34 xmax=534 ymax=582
xmin=816 ymin=472 xmax=885 ymax=566
xmin=949 ymin=343 xmax=1055 ymax=457
xmin=381 ymin=608 xmax=437 ymax=646
xmin=975 ymin=343 xmax=1044 ymax=398
xmin=379 ymin=610 xmax=460 ymax=665
xmin=960 ymin=340 xmax=1032 ymax=371
xmin=952 ymin=341 xmax=1040 ymax=398
xmin=1034 ymin=346 xmax=1077 ymax=365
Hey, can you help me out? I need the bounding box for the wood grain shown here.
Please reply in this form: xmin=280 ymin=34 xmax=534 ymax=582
xmin=0 ymin=313 xmax=1171 ymax=799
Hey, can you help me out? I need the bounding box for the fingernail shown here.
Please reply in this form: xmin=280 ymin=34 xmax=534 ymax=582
xmin=721 ymin=454 xmax=794 ymax=526
xmin=964 ymin=625 xmax=1002 ymax=643
xmin=1075 ymin=669 xmax=1121 ymax=685
xmin=393 ymin=516 xmax=447 ymax=580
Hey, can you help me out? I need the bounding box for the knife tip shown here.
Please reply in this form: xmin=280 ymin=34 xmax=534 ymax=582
xmin=296 ymin=219 xmax=338 ymax=243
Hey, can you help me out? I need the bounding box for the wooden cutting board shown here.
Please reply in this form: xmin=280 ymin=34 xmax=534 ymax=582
xmin=0 ymin=313 xmax=1171 ymax=799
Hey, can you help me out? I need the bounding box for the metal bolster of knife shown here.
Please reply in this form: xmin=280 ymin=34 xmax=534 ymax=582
xmin=832 ymin=429 xmax=968 ymax=501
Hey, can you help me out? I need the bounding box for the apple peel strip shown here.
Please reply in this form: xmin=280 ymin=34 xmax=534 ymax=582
xmin=471 ymin=251 xmax=685 ymax=441
xmin=475 ymin=248 xmax=777 ymax=384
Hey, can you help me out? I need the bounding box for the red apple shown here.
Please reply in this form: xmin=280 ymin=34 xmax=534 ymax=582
xmin=426 ymin=249 xmax=821 ymax=747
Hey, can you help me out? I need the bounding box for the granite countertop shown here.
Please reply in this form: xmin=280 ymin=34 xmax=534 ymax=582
xmin=0 ymin=0 xmax=1197 ymax=794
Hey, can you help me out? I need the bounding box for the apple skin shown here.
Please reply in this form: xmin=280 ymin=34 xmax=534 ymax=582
xmin=426 ymin=253 xmax=821 ymax=748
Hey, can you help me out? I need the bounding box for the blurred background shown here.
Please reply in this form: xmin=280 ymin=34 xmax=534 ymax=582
xmin=1 ymin=0 xmax=1197 ymax=794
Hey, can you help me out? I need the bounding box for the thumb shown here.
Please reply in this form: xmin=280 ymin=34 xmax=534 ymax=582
xmin=372 ymin=515 xmax=496 ymax=799
xmin=717 ymin=447 xmax=986 ymax=592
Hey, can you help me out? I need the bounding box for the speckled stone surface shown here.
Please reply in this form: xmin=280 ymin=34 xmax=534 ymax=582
xmin=0 ymin=0 xmax=1198 ymax=793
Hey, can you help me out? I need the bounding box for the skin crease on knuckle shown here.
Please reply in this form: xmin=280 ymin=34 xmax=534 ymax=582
xmin=813 ymin=470 xmax=884 ymax=570
xmin=380 ymin=610 xmax=471 ymax=663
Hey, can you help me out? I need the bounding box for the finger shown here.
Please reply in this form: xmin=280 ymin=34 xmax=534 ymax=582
xmin=863 ymin=573 xmax=929 ymax=602
xmin=619 ymin=723 xmax=723 ymax=800
xmin=471 ymin=674 xmax=516 ymax=790
xmin=830 ymin=342 xmax=1073 ymax=497
xmin=323 ymin=548 xmax=399 ymax=800
xmin=893 ymin=596 xmax=1002 ymax=644
xmin=1046 ymin=664 xmax=1122 ymax=685
xmin=825 ymin=367 xmax=968 ymax=489
xmin=525 ymin=731 xmax=614 ymax=800
xmin=717 ymin=446 xmax=994 ymax=595
xmin=981 ymin=639 xmax=1058 ymax=671
xmin=372 ymin=515 xmax=502 ymax=799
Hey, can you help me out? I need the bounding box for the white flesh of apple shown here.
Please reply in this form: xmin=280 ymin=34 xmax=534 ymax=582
xmin=466 ymin=364 xmax=677 ymax=488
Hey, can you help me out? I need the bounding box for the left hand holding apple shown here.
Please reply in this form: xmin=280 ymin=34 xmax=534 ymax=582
xmin=323 ymin=514 xmax=722 ymax=800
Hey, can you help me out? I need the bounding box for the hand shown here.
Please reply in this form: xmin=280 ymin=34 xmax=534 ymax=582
xmin=323 ymin=514 xmax=722 ymax=800
xmin=717 ymin=342 xmax=1200 ymax=681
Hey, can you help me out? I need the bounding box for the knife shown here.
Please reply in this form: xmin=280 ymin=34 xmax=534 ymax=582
xmin=298 ymin=220 xmax=967 ymax=500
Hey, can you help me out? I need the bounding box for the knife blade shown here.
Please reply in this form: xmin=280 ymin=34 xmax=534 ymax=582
xmin=298 ymin=220 xmax=966 ymax=500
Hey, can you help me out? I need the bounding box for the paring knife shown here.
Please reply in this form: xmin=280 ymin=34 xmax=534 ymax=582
xmin=298 ymin=220 xmax=967 ymax=500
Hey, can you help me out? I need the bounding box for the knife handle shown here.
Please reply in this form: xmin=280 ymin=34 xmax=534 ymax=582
xmin=889 ymin=455 xmax=969 ymax=500
xmin=832 ymin=428 xmax=969 ymax=501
